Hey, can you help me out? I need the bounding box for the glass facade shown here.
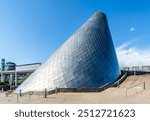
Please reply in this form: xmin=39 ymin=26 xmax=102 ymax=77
xmin=5 ymin=62 xmax=16 ymax=71
xmin=15 ymin=12 xmax=120 ymax=93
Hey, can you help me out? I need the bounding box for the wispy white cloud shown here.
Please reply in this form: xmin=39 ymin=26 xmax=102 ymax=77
xmin=116 ymin=41 xmax=150 ymax=67
xmin=130 ymin=27 xmax=135 ymax=32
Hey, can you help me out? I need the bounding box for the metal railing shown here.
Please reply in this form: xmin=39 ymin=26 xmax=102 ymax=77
xmin=126 ymin=81 xmax=146 ymax=96
xmin=114 ymin=73 xmax=127 ymax=88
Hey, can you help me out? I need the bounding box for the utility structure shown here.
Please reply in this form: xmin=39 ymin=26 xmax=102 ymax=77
xmin=0 ymin=59 xmax=41 ymax=90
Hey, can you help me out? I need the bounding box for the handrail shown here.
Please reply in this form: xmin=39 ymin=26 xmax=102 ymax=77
xmin=16 ymin=73 xmax=128 ymax=95
xmin=127 ymin=81 xmax=145 ymax=90
xmin=99 ymin=83 xmax=109 ymax=88
xmin=126 ymin=81 xmax=146 ymax=96
xmin=114 ymin=73 xmax=127 ymax=88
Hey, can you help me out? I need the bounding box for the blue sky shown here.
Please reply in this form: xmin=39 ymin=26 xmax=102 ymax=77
xmin=0 ymin=0 xmax=150 ymax=66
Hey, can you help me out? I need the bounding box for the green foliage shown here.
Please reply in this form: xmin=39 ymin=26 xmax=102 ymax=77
xmin=0 ymin=81 xmax=10 ymax=90
xmin=0 ymin=81 xmax=9 ymax=85
xmin=17 ymin=80 xmax=24 ymax=85
xmin=17 ymin=73 xmax=31 ymax=86
xmin=22 ymin=73 xmax=31 ymax=81
xmin=0 ymin=82 xmax=5 ymax=85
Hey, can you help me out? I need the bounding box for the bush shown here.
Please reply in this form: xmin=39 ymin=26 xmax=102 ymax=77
xmin=0 ymin=85 xmax=10 ymax=91
xmin=0 ymin=81 xmax=9 ymax=85
xmin=0 ymin=82 xmax=5 ymax=85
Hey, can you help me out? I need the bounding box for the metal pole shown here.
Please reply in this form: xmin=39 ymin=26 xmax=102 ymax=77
xmin=9 ymin=74 xmax=13 ymax=91
xmin=5 ymin=92 xmax=8 ymax=97
xmin=15 ymin=72 xmax=17 ymax=87
xmin=1 ymin=73 xmax=4 ymax=82
xmin=144 ymin=82 xmax=146 ymax=90
xmin=55 ymin=87 xmax=57 ymax=94
xmin=44 ymin=88 xmax=47 ymax=98
xmin=19 ymin=90 xmax=22 ymax=97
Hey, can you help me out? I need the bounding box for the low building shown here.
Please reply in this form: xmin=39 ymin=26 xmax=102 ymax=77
xmin=0 ymin=62 xmax=41 ymax=90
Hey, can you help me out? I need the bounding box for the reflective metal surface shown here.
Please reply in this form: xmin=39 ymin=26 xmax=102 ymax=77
xmin=15 ymin=12 xmax=120 ymax=93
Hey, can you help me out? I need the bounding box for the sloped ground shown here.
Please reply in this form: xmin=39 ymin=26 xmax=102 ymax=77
xmin=0 ymin=74 xmax=150 ymax=104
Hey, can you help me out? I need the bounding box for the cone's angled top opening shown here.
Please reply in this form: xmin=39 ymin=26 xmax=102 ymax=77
xmin=93 ymin=12 xmax=106 ymax=18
